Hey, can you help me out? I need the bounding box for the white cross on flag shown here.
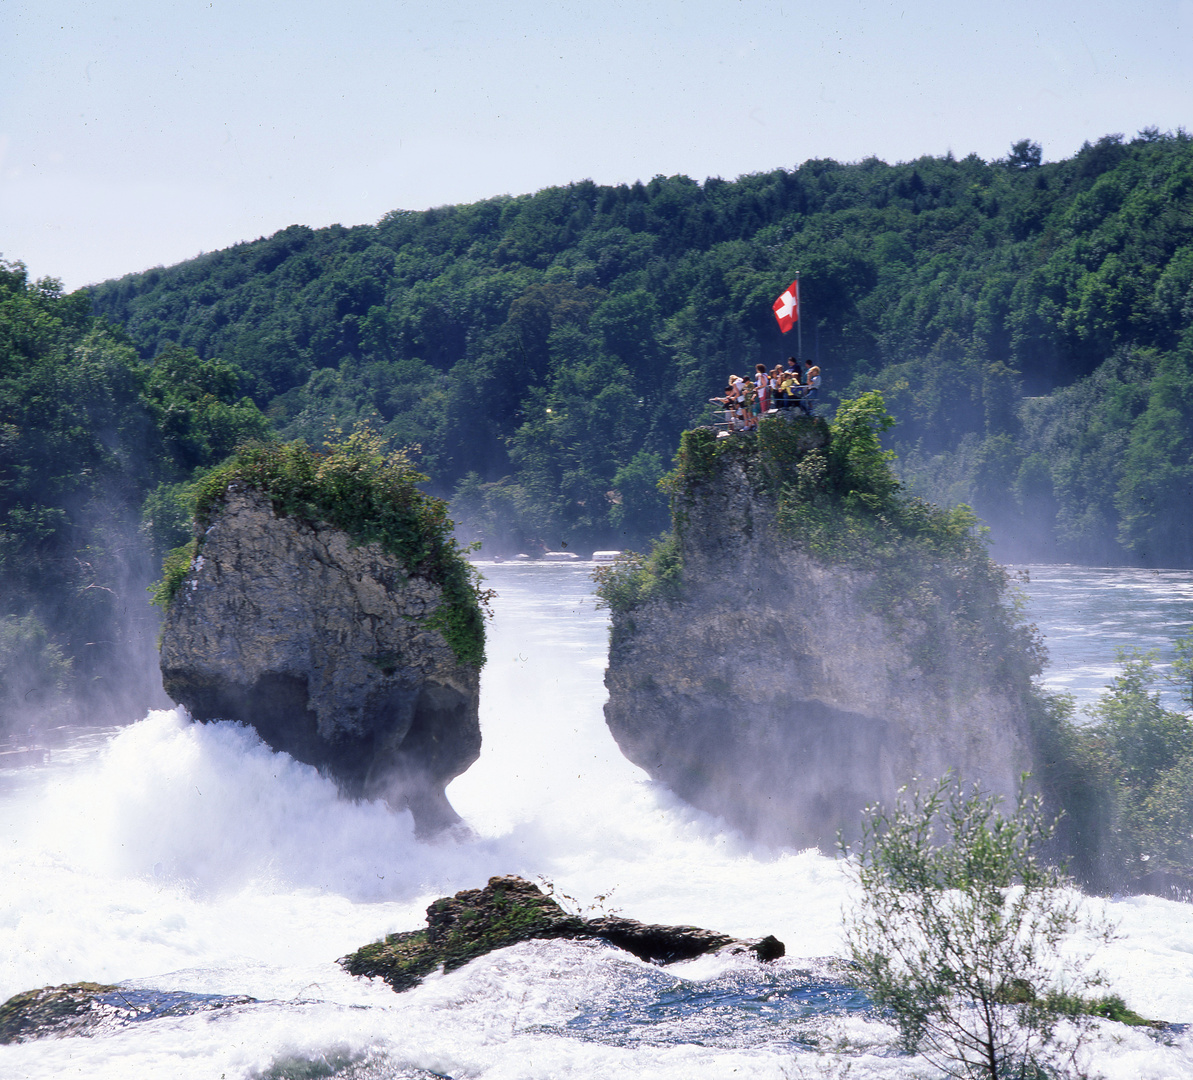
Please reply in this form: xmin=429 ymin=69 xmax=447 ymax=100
xmin=772 ymin=280 xmax=799 ymax=333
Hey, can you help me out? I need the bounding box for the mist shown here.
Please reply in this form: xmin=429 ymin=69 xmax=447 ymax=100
xmin=0 ymin=498 xmax=171 ymax=744
xmin=4 ymin=562 xmax=1193 ymax=1079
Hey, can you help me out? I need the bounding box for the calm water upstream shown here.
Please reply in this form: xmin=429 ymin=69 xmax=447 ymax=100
xmin=1 ymin=563 xmax=1192 ymax=1078
xmin=1013 ymin=564 xmax=1193 ymax=712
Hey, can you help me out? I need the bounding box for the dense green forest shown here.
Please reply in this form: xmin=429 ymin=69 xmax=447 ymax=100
xmin=86 ymin=129 xmax=1193 ymax=565
xmin=0 ymin=262 xmax=270 ymax=729
xmin=5 ymin=129 xmax=1193 ymax=728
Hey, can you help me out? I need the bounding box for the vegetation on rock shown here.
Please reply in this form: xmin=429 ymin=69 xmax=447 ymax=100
xmin=0 ymin=983 xmax=120 ymax=1044
xmin=843 ymin=774 xmax=1123 ymax=1080
xmin=0 ymin=982 xmax=255 ymax=1044
xmin=1035 ymin=634 xmax=1193 ymax=893
xmin=159 ymin=431 xmax=491 ymax=667
xmin=594 ymin=416 xmax=828 ymax=616
xmin=598 ymin=395 xmax=1040 ymax=691
xmin=600 ymin=396 xmax=1193 ymax=894
xmin=771 ymin=395 xmax=1041 ymax=686
xmin=340 ymin=875 xmax=783 ymax=993
xmin=342 ymin=876 xmax=587 ymax=991
xmin=591 ymin=532 xmax=683 ymax=615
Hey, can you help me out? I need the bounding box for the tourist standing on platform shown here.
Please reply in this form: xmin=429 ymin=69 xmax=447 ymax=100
xmin=804 ymin=366 xmax=821 ymax=414
xmin=754 ymin=364 xmax=770 ymax=415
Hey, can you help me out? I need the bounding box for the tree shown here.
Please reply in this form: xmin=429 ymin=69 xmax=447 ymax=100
xmin=1115 ymin=346 xmax=1193 ymax=565
xmin=0 ymin=614 xmax=71 ymax=729
xmin=826 ymin=389 xmax=898 ymax=500
xmin=609 ymin=449 xmax=669 ymax=537
xmin=842 ymin=774 xmax=1114 ymax=1080
xmin=1171 ymin=627 xmax=1193 ymax=712
xmin=1087 ymin=649 xmax=1193 ymax=791
xmin=1084 ymin=645 xmax=1193 ymax=884
xmin=1006 ymin=139 xmax=1043 ymax=169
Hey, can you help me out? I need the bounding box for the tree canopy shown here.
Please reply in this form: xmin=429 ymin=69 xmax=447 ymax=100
xmin=8 ymin=128 xmax=1193 ymax=726
xmin=87 ymin=130 xmax=1193 ymax=564
xmin=0 ymin=259 xmax=269 ymax=729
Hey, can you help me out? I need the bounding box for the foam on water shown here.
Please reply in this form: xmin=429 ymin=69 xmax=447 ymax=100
xmin=1 ymin=562 xmax=1192 ymax=1077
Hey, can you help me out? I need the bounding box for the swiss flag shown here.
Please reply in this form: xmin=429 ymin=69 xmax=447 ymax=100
xmin=772 ymin=279 xmax=799 ymax=333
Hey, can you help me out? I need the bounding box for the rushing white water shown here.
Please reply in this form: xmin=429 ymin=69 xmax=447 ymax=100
xmin=1 ymin=562 xmax=1192 ymax=1078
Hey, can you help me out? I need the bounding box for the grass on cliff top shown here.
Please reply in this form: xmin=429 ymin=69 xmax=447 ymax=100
xmin=766 ymin=394 xmax=1040 ymax=686
xmin=596 ymin=393 xmax=1041 ymax=689
xmin=598 ymin=394 xmax=983 ymax=611
xmin=767 ymin=393 xmax=991 ymax=565
xmin=151 ymin=431 xmax=491 ymax=668
xmin=665 ymin=394 xmax=984 ymax=565
xmin=592 ymin=414 xmax=831 ymax=615
xmin=592 ymin=533 xmax=683 ymax=615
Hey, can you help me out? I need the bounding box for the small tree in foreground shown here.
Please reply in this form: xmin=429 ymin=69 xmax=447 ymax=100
xmin=842 ymin=775 xmax=1115 ymax=1080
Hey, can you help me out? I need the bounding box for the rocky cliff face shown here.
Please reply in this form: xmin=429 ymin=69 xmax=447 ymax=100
xmin=159 ymin=484 xmax=480 ymax=833
xmin=603 ymin=427 xmax=1036 ymax=847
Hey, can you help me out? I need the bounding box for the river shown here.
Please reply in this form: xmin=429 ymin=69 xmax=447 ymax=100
xmin=1 ymin=563 xmax=1191 ymax=1078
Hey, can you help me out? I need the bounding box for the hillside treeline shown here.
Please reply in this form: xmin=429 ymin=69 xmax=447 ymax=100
xmin=86 ymin=130 xmax=1193 ymax=564
xmin=5 ymin=130 xmax=1193 ymax=728
xmin=0 ymin=262 xmax=270 ymax=730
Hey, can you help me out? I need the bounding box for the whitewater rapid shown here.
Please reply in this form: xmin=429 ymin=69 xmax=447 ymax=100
xmin=0 ymin=562 xmax=1191 ymax=1078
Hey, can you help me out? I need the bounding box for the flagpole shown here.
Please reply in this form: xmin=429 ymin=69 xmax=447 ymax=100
xmin=796 ymin=270 xmax=802 ymax=364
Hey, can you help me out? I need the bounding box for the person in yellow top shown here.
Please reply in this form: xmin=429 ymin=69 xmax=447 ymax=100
xmin=778 ymin=371 xmax=800 ymax=409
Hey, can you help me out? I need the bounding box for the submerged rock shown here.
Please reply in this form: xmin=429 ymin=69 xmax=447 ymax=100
xmin=602 ymin=421 xmax=1039 ymax=847
xmin=159 ymin=483 xmax=481 ymax=834
xmin=0 ymin=983 xmax=254 ymax=1044
xmin=339 ymin=875 xmax=784 ymax=991
xmin=0 ymin=983 xmax=117 ymax=1044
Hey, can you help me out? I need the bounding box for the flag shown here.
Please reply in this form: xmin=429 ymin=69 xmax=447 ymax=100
xmin=772 ymin=279 xmax=799 ymax=334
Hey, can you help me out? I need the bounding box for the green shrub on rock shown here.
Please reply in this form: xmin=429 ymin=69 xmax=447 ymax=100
xmin=592 ymin=533 xmax=683 ymax=616
xmin=154 ymin=431 xmax=491 ymax=667
xmin=1077 ymin=642 xmax=1193 ymax=889
xmin=843 ymin=774 xmax=1119 ymax=1080
xmin=599 ymin=395 xmax=1041 ymax=692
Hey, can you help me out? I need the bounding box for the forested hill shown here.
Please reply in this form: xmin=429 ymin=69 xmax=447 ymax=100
xmin=88 ymin=131 xmax=1193 ymax=565
xmin=0 ymin=264 xmax=271 ymax=729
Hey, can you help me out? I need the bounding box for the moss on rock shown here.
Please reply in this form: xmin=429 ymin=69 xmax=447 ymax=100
xmin=153 ymin=431 xmax=490 ymax=668
xmin=340 ymin=876 xmax=783 ymax=993
xmin=0 ymin=983 xmax=120 ymax=1044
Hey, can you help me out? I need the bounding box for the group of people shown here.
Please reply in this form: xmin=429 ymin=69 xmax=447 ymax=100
xmin=709 ymin=357 xmax=821 ymax=432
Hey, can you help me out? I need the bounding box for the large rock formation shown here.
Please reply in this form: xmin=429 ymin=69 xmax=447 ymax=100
xmin=159 ymin=483 xmax=481 ymax=833
xmin=603 ymin=423 xmax=1038 ymax=848
xmin=341 ymin=875 xmax=784 ymax=992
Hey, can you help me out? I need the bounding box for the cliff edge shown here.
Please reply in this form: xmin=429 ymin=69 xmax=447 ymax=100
xmin=157 ymin=438 xmax=486 ymax=833
xmin=601 ymin=401 xmax=1041 ymax=847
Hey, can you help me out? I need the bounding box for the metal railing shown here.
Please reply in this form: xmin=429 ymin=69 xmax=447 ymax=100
xmin=707 ymin=390 xmax=815 ymax=435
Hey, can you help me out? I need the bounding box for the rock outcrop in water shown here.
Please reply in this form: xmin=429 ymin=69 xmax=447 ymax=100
xmin=0 ymin=983 xmax=254 ymax=1044
xmin=159 ymin=481 xmax=482 ymax=834
xmin=601 ymin=416 xmax=1040 ymax=847
xmin=340 ymin=875 xmax=784 ymax=991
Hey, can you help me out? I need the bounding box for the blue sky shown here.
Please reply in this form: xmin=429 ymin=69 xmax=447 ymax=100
xmin=3 ymin=0 xmax=1192 ymax=289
